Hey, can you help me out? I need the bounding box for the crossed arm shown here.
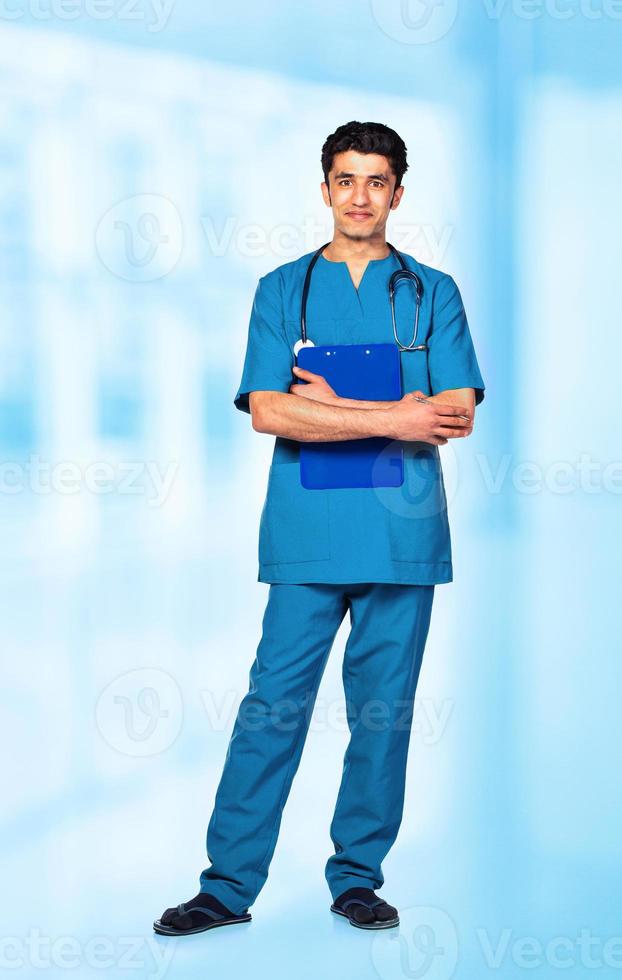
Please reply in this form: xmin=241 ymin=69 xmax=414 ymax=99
xmin=249 ymin=366 xmax=476 ymax=447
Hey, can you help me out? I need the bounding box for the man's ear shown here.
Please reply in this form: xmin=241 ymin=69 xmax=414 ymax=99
xmin=390 ymin=184 xmax=404 ymax=210
xmin=321 ymin=180 xmax=332 ymax=207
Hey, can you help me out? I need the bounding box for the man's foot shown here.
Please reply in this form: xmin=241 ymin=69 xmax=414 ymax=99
xmin=153 ymin=892 xmax=251 ymax=936
xmin=330 ymin=887 xmax=399 ymax=929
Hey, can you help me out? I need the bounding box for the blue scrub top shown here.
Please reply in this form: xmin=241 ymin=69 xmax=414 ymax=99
xmin=234 ymin=249 xmax=486 ymax=586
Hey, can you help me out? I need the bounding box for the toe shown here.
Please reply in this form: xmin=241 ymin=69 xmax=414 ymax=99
xmin=374 ymin=901 xmax=398 ymax=922
xmin=159 ymin=904 xmax=196 ymax=930
xmin=159 ymin=907 xmax=181 ymax=927
xmin=168 ymin=911 xmax=195 ymax=930
xmin=351 ymin=904 xmax=376 ymax=924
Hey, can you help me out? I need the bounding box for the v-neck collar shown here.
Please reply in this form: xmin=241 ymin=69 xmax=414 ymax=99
xmin=318 ymin=250 xmax=395 ymax=293
xmin=318 ymin=250 xmax=397 ymax=316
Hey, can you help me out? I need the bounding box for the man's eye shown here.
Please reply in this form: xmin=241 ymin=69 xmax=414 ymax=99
xmin=339 ymin=180 xmax=351 ymax=186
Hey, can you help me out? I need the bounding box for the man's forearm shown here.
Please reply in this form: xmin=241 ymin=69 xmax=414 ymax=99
xmin=329 ymin=396 xmax=399 ymax=410
xmin=333 ymin=390 xmax=473 ymax=412
xmin=252 ymin=391 xmax=394 ymax=442
xmin=335 ymin=389 xmax=475 ymax=415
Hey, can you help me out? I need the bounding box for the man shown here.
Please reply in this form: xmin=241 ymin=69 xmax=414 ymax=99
xmin=154 ymin=120 xmax=485 ymax=936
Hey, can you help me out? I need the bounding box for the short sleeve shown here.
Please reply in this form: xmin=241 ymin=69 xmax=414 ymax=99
xmin=233 ymin=272 xmax=294 ymax=414
xmin=427 ymin=275 xmax=486 ymax=406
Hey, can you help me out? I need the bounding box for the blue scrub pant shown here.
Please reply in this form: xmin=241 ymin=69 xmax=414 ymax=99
xmin=198 ymin=581 xmax=435 ymax=914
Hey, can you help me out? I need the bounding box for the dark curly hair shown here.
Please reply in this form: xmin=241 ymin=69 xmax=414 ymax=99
xmin=321 ymin=120 xmax=408 ymax=190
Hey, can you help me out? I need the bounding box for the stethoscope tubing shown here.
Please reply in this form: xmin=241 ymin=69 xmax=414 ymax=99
xmin=299 ymin=241 xmax=427 ymax=352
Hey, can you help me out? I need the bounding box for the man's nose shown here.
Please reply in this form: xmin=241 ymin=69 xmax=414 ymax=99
xmin=351 ymin=182 xmax=371 ymax=206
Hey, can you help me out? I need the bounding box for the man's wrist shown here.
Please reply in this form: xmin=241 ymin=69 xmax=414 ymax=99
xmin=367 ymin=405 xmax=398 ymax=439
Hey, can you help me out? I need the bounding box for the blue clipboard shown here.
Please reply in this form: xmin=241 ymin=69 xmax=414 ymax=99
xmin=297 ymin=343 xmax=403 ymax=489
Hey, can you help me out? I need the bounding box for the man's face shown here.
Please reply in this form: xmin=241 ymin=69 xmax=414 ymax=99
xmin=321 ymin=150 xmax=404 ymax=242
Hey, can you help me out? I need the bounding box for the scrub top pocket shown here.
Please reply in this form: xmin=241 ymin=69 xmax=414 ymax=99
xmin=258 ymin=463 xmax=331 ymax=565
xmin=386 ymin=448 xmax=452 ymax=564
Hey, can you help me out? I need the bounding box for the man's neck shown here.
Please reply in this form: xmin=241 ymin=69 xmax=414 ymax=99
xmin=323 ymin=236 xmax=390 ymax=264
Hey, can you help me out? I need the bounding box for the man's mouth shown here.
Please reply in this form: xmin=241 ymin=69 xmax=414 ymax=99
xmin=346 ymin=211 xmax=372 ymax=221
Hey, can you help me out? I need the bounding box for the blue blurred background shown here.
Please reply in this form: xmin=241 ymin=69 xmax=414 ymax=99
xmin=1 ymin=3 xmax=621 ymax=978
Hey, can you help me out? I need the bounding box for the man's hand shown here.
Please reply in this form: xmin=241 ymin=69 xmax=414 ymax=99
xmin=387 ymin=390 xmax=473 ymax=445
xmin=289 ymin=365 xmax=337 ymax=403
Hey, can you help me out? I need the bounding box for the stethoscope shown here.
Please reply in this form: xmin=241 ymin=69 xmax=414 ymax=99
xmin=294 ymin=241 xmax=427 ymax=356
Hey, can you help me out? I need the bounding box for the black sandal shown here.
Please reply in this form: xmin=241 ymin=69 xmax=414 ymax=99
xmin=330 ymin=887 xmax=399 ymax=930
xmin=153 ymin=893 xmax=251 ymax=936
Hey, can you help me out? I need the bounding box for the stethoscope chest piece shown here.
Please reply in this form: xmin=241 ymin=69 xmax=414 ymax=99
xmin=293 ymin=338 xmax=315 ymax=356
